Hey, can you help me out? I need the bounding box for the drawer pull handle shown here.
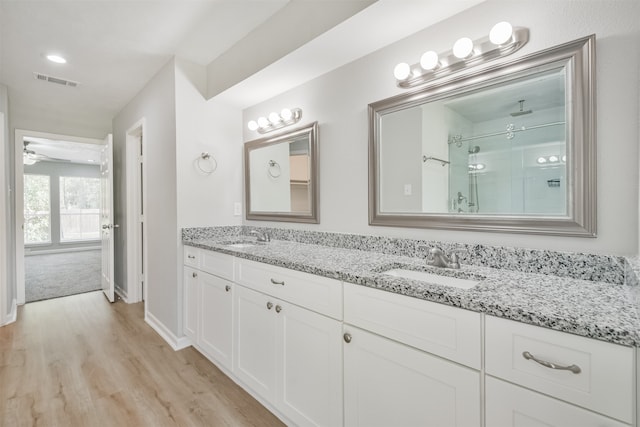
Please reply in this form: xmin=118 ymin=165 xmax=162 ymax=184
xmin=225 ymin=285 xmax=231 ymax=292
xmin=275 ymin=305 xmax=282 ymax=313
xmin=343 ymin=333 xmax=352 ymax=343
xmin=192 ymin=272 xmax=198 ymax=278
xmin=187 ymin=255 xmax=196 ymax=259
xmin=522 ymin=351 xmax=581 ymax=374
xmin=270 ymin=278 xmax=285 ymax=286
xmin=267 ymin=302 xmax=274 ymax=310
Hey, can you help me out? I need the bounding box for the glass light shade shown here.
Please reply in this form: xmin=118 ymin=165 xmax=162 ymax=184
xmin=549 ymin=155 xmax=559 ymax=163
xmin=420 ymin=51 xmax=439 ymax=70
xmin=476 ymin=163 xmax=486 ymax=170
xmin=268 ymin=112 xmax=281 ymax=124
xmin=247 ymin=120 xmax=259 ymax=131
xmin=46 ymin=54 xmax=66 ymax=64
xmin=257 ymin=117 xmax=269 ymax=128
xmin=489 ymin=22 xmax=513 ymax=45
xmin=453 ymin=37 xmax=474 ymax=59
xmin=281 ymin=108 xmax=293 ymax=120
xmin=393 ymin=62 xmax=411 ymax=80
xmin=562 ymin=155 xmax=567 ymax=162
xmin=537 ymin=157 xmax=547 ymax=164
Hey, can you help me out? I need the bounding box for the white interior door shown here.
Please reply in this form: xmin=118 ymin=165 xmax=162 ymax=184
xmin=100 ymin=134 xmax=115 ymax=302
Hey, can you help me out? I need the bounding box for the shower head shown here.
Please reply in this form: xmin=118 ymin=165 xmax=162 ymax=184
xmin=510 ymin=99 xmax=532 ymax=117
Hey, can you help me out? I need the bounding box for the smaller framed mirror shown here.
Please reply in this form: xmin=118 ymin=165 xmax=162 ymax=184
xmin=244 ymin=122 xmax=319 ymax=223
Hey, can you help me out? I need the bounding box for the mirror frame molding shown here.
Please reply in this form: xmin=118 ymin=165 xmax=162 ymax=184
xmin=368 ymin=35 xmax=596 ymax=237
xmin=245 ymin=121 xmax=319 ymax=223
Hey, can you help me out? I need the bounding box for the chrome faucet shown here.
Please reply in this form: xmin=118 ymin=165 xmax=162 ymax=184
xmin=250 ymin=229 xmax=271 ymax=242
xmin=426 ymin=247 xmax=461 ymax=269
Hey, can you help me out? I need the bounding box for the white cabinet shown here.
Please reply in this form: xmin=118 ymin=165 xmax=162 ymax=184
xmin=234 ymin=285 xmax=343 ymax=427
xmin=183 ymin=266 xmax=199 ymax=340
xmin=343 ymin=325 xmax=481 ymax=427
xmin=199 ymin=272 xmax=233 ymax=371
xmin=486 ymin=376 xmax=629 ymax=427
xmin=485 ymin=315 xmax=634 ymax=424
xmin=183 ymin=247 xmax=234 ymax=371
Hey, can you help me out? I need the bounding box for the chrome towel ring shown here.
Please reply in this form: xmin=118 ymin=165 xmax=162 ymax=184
xmin=268 ymin=160 xmax=281 ymax=178
xmin=196 ymin=152 xmax=217 ymax=175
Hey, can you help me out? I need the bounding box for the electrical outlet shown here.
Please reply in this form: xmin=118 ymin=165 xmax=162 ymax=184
xmin=404 ymin=184 xmax=412 ymax=196
xmin=233 ymin=202 xmax=242 ymax=216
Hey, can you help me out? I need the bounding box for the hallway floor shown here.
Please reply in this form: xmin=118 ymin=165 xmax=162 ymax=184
xmin=0 ymin=291 xmax=284 ymax=426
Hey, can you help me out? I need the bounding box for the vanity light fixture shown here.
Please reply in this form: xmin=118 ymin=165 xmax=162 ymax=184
xmin=247 ymin=108 xmax=302 ymax=134
xmin=393 ymin=22 xmax=529 ymax=89
xmin=537 ymin=155 xmax=565 ymax=165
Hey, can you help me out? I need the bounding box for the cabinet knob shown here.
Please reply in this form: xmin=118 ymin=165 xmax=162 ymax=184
xmin=225 ymin=285 xmax=231 ymax=292
xmin=275 ymin=305 xmax=282 ymax=313
xmin=192 ymin=272 xmax=197 ymax=278
xmin=267 ymin=302 xmax=274 ymax=310
xmin=343 ymin=333 xmax=352 ymax=343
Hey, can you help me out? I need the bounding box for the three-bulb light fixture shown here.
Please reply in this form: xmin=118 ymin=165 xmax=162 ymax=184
xmin=394 ymin=22 xmax=529 ymax=88
xmin=247 ymin=107 xmax=302 ymax=134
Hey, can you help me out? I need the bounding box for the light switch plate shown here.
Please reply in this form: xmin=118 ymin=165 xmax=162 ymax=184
xmin=404 ymin=184 xmax=412 ymax=196
xmin=233 ymin=202 xmax=242 ymax=216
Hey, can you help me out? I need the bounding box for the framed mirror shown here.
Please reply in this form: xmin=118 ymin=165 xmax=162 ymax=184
xmin=369 ymin=35 xmax=595 ymax=236
xmin=245 ymin=122 xmax=319 ymax=223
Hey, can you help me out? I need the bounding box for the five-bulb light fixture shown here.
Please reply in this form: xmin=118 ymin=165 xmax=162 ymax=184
xmin=247 ymin=107 xmax=302 ymax=134
xmin=394 ymin=22 xmax=529 ymax=88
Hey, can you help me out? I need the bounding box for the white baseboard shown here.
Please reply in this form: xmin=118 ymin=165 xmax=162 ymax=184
xmin=144 ymin=310 xmax=191 ymax=351
xmin=1 ymin=299 xmax=17 ymax=326
xmin=25 ymin=246 xmax=101 ymax=256
xmin=115 ymin=286 xmax=128 ymax=303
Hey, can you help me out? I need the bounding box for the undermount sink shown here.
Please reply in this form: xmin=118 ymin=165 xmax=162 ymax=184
xmin=382 ymin=269 xmax=481 ymax=290
xmin=219 ymin=240 xmax=265 ymax=248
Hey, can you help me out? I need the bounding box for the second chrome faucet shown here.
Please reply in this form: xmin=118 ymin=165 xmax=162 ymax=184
xmin=425 ymin=247 xmax=461 ymax=269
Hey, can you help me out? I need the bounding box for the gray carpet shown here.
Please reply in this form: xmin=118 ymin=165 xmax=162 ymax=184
xmin=25 ymin=249 xmax=102 ymax=302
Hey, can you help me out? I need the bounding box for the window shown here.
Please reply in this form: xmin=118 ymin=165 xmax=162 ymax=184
xmin=24 ymin=174 xmax=51 ymax=244
xmin=59 ymin=176 xmax=100 ymax=241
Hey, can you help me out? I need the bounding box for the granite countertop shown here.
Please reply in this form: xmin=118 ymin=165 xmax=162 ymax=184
xmin=184 ymin=236 xmax=640 ymax=348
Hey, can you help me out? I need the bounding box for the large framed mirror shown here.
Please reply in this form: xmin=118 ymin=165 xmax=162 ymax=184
xmin=369 ymin=35 xmax=595 ymax=236
xmin=245 ymin=122 xmax=319 ymax=223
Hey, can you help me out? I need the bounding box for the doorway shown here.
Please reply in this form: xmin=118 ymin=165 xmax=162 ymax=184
xmin=125 ymin=119 xmax=147 ymax=305
xmin=15 ymin=130 xmax=108 ymax=304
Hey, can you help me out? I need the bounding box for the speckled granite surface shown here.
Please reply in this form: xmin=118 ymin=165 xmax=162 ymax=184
xmin=182 ymin=227 xmax=640 ymax=347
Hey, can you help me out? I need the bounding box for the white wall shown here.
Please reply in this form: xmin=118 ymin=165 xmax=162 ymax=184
xmin=113 ymin=59 xmax=179 ymax=334
xmin=175 ymin=59 xmax=243 ymax=228
xmin=242 ymin=0 xmax=640 ymax=256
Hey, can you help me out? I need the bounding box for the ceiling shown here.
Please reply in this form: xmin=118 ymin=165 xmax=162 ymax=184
xmin=1 ymin=0 xmax=484 ymax=162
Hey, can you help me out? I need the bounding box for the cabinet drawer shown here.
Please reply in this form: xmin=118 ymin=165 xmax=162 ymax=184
xmin=485 ymin=315 xmax=634 ymax=424
xmin=343 ymin=282 xmax=481 ymax=369
xmin=486 ymin=376 xmax=629 ymax=427
xmin=184 ymin=245 xmax=200 ymax=268
xmin=235 ymin=259 xmax=342 ymax=320
xmin=200 ymin=250 xmax=234 ymax=281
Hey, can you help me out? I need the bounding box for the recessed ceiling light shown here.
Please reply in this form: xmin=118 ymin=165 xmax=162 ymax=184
xmin=46 ymin=54 xmax=67 ymax=64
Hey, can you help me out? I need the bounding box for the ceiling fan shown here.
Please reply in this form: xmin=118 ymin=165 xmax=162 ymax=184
xmin=23 ymin=141 xmax=71 ymax=165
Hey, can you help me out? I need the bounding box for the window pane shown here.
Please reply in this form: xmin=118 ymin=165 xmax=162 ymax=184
xmin=60 ymin=176 xmax=101 ymax=241
xmin=24 ymin=174 xmax=51 ymax=244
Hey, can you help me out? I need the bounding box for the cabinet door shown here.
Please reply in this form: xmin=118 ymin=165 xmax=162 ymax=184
xmin=183 ymin=266 xmax=199 ymax=340
xmin=199 ymin=272 xmax=233 ymax=371
xmin=277 ymin=301 xmax=343 ymax=427
xmin=486 ymin=376 xmax=629 ymax=427
xmin=344 ymin=325 xmax=480 ymax=427
xmin=233 ymin=285 xmax=278 ymax=404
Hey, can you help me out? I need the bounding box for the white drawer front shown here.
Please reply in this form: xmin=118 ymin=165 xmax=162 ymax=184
xmin=235 ymin=258 xmax=342 ymax=320
xmin=485 ymin=315 xmax=634 ymax=424
xmin=486 ymin=376 xmax=629 ymax=427
xmin=343 ymin=282 xmax=481 ymax=369
xmin=184 ymin=246 xmax=200 ymax=268
xmin=200 ymin=250 xmax=234 ymax=281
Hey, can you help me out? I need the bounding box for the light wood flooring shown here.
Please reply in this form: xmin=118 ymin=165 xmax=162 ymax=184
xmin=0 ymin=291 xmax=285 ymax=427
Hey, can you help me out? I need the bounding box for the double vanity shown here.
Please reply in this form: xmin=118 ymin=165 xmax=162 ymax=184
xmin=182 ymin=226 xmax=639 ymax=427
